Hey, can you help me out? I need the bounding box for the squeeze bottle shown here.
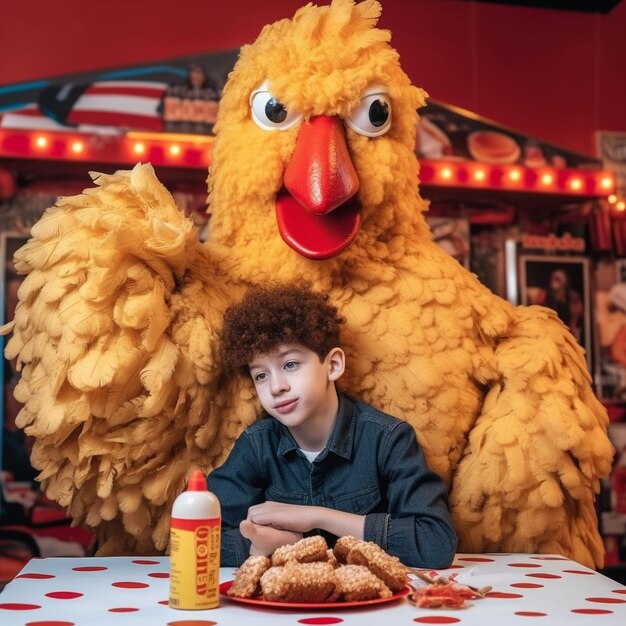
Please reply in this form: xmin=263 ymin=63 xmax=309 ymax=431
xmin=169 ymin=469 xmax=221 ymax=610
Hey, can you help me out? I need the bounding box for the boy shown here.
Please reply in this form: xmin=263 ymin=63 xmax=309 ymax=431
xmin=207 ymin=284 xmax=457 ymax=567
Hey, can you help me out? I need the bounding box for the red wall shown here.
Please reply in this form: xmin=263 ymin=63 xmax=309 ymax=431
xmin=1 ymin=0 xmax=625 ymax=156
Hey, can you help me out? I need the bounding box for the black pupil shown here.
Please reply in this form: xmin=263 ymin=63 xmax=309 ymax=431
xmin=369 ymin=99 xmax=389 ymax=127
xmin=265 ymin=98 xmax=288 ymax=123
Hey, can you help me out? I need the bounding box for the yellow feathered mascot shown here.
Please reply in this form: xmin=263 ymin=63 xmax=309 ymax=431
xmin=2 ymin=0 xmax=613 ymax=567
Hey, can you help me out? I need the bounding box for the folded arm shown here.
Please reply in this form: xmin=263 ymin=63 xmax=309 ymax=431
xmin=247 ymin=501 xmax=365 ymax=538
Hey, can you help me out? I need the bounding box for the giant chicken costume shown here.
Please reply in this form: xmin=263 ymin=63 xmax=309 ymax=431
xmin=3 ymin=0 xmax=613 ymax=567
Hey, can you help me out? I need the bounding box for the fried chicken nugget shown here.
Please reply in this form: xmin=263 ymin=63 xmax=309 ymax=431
xmin=227 ymin=555 xmax=271 ymax=598
xmin=326 ymin=548 xmax=339 ymax=568
xmin=345 ymin=539 xmax=408 ymax=592
xmin=333 ymin=564 xmax=392 ymax=601
xmin=271 ymin=535 xmax=329 ymax=566
xmin=333 ymin=535 xmax=359 ymax=563
xmin=260 ymin=561 xmax=337 ymax=602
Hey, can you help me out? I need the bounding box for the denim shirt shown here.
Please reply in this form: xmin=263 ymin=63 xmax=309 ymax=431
xmin=207 ymin=393 xmax=457 ymax=568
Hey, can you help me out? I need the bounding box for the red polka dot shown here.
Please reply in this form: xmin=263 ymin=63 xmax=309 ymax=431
xmin=508 ymin=563 xmax=541 ymax=568
xmin=0 ymin=603 xmax=41 ymax=610
xmin=457 ymin=557 xmax=495 ymax=562
xmin=413 ymin=618 xmax=461 ymax=624
xmin=16 ymin=573 xmax=55 ymax=580
xmin=526 ymin=573 xmax=561 ymax=579
xmin=72 ymin=566 xmax=107 ymax=572
xmin=585 ymin=597 xmax=626 ymax=604
xmin=109 ymin=608 xmax=140 ymax=612
xmin=511 ymin=583 xmax=544 ymax=588
xmin=612 ymin=589 xmax=626 ymax=594
xmin=515 ymin=612 xmax=547 ymax=617
xmin=530 ymin=556 xmax=568 ymax=560
xmin=45 ymin=592 xmax=83 ymax=600
xmin=132 ymin=559 xmax=160 ymax=565
xmin=571 ymin=609 xmax=613 ymax=614
xmin=166 ymin=621 xmax=217 ymax=626
xmin=562 ymin=569 xmax=594 ymax=575
xmin=298 ymin=619 xmax=344 ymax=625
xmin=112 ymin=581 xmax=149 ymax=588
xmin=148 ymin=572 xmax=169 ymax=578
xmin=25 ymin=622 xmax=76 ymax=626
xmin=486 ymin=592 xmax=524 ymax=599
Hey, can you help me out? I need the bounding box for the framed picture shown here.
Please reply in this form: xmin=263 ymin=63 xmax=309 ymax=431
xmin=594 ymin=258 xmax=626 ymax=401
xmin=519 ymin=255 xmax=591 ymax=368
xmin=425 ymin=215 xmax=470 ymax=268
xmin=470 ymin=226 xmax=506 ymax=298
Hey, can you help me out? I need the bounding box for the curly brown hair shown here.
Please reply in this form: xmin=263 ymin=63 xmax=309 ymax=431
xmin=220 ymin=283 xmax=345 ymax=372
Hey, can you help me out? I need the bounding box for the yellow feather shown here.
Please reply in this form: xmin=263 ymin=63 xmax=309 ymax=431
xmin=100 ymin=494 xmax=118 ymax=521
xmin=68 ymin=336 xmax=121 ymax=391
xmin=142 ymin=379 xmax=177 ymax=417
xmin=118 ymin=485 xmax=143 ymax=515
xmin=140 ymin=337 xmax=179 ymax=393
xmin=142 ymin=459 xmax=187 ymax=506
xmin=142 ymin=284 xmax=171 ymax=352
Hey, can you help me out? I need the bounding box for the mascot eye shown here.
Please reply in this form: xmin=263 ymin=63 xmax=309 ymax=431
xmin=250 ymin=83 xmax=301 ymax=131
xmin=346 ymin=87 xmax=392 ymax=137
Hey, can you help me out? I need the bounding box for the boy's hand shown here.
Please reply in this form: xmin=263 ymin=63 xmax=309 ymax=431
xmin=240 ymin=519 xmax=302 ymax=556
xmin=247 ymin=502 xmax=321 ymax=532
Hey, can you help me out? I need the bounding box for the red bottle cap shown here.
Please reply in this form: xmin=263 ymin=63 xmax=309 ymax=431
xmin=187 ymin=469 xmax=207 ymax=491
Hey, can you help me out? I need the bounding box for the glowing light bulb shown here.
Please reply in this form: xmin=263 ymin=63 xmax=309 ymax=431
xmin=569 ymin=178 xmax=583 ymax=191
xmin=601 ymin=176 xmax=614 ymax=190
xmin=473 ymin=169 xmax=487 ymax=182
xmin=169 ymin=144 xmax=181 ymax=156
xmin=617 ymin=201 xmax=626 ymax=212
xmin=134 ymin=142 xmax=146 ymax=155
xmin=35 ymin=136 xmax=48 ymax=149
xmin=508 ymin=169 xmax=521 ymax=182
xmin=71 ymin=141 xmax=84 ymax=154
xmin=608 ymin=194 xmax=618 ymax=204
xmin=440 ymin=167 xmax=453 ymax=180
xmin=541 ymin=173 xmax=554 ymax=186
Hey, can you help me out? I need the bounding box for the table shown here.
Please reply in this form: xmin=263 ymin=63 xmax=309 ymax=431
xmin=1 ymin=553 xmax=625 ymax=625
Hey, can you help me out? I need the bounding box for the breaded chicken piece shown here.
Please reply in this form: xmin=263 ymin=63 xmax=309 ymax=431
xmin=345 ymin=539 xmax=408 ymax=592
xmin=227 ymin=555 xmax=271 ymax=598
xmin=271 ymin=535 xmax=329 ymax=566
xmin=333 ymin=564 xmax=392 ymax=601
xmin=326 ymin=548 xmax=339 ymax=568
xmin=333 ymin=535 xmax=359 ymax=564
xmin=260 ymin=561 xmax=336 ymax=602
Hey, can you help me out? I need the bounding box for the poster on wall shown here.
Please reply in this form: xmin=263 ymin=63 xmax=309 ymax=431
xmin=0 ymin=49 xmax=239 ymax=137
xmin=519 ymin=255 xmax=591 ymax=368
xmin=470 ymin=226 xmax=507 ymax=298
xmin=425 ymin=215 xmax=470 ymax=268
xmin=416 ymin=100 xmax=604 ymax=171
xmin=594 ymin=259 xmax=626 ymax=401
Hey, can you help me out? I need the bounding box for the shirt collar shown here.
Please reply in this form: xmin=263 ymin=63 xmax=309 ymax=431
xmin=276 ymin=392 xmax=355 ymax=460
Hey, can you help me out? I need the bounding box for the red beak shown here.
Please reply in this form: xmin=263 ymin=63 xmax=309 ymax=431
xmin=276 ymin=115 xmax=362 ymax=260
xmin=283 ymin=115 xmax=360 ymax=214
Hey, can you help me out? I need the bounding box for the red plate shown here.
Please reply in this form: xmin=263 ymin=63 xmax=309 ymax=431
xmin=219 ymin=580 xmax=410 ymax=610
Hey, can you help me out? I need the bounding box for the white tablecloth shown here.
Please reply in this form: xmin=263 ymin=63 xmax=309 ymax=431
xmin=1 ymin=553 xmax=625 ymax=625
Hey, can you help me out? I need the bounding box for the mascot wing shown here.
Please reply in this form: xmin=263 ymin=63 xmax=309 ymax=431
xmin=451 ymin=303 xmax=614 ymax=568
xmin=2 ymin=163 xmax=220 ymax=554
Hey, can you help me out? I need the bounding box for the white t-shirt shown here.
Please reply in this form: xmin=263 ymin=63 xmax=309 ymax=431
xmin=299 ymin=448 xmax=322 ymax=463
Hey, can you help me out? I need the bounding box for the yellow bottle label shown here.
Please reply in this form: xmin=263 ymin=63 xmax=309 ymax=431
xmin=169 ymin=517 xmax=221 ymax=610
